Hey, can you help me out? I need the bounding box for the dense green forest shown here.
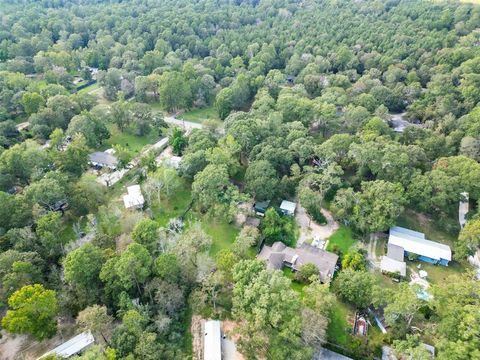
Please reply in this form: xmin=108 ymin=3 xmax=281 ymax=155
xmin=0 ymin=0 xmax=480 ymax=359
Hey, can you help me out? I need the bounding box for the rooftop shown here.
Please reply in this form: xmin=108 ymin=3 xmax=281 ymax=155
xmin=89 ymin=151 xmax=119 ymax=168
xmin=38 ymin=331 xmax=94 ymax=359
xmin=315 ymin=348 xmax=353 ymax=360
xmin=280 ymin=200 xmax=297 ymax=213
xmin=204 ymin=320 xmax=222 ymax=360
xmin=123 ymin=185 xmax=145 ymax=209
xmin=258 ymin=241 xmax=338 ymax=283
xmin=386 ymin=243 xmax=404 ymax=262
xmin=380 ymin=256 xmax=407 ymax=277
xmin=459 ymin=192 xmax=469 ymax=228
xmin=389 ymin=226 xmax=451 ymax=261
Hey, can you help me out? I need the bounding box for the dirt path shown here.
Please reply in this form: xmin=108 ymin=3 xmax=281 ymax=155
xmin=0 ymin=332 xmax=27 ymax=360
xmin=191 ymin=315 xmax=202 ymax=360
xmin=296 ymin=204 xmax=339 ymax=247
xmin=365 ymin=233 xmax=381 ymax=269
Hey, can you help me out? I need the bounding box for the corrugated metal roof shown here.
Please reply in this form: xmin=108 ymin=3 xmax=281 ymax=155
xmin=204 ymin=320 xmax=222 ymax=360
xmin=381 ymin=256 xmax=407 ymax=276
xmin=38 ymin=331 xmax=94 ymax=359
xmin=459 ymin=192 xmax=469 ymax=228
xmin=389 ymin=226 xmax=451 ymax=261
xmin=386 ymin=243 xmax=404 ymax=262
xmin=280 ymin=200 xmax=297 ymax=213
xmin=88 ymin=151 xmax=118 ymax=167
xmin=315 ymin=348 xmax=353 ymax=360
xmin=123 ymin=185 xmax=145 ymax=209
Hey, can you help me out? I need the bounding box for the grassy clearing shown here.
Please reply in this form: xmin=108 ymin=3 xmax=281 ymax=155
xmin=203 ymin=221 xmax=240 ymax=256
xmin=326 ymin=225 xmax=356 ymax=253
xmin=149 ymin=102 xmax=164 ymax=113
xmin=77 ymin=82 xmax=99 ymax=94
xmin=282 ymin=267 xmax=306 ymax=298
xmin=397 ymin=209 xmax=457 ymax=246
xmin=104 ymin=125 xmax=159 ymax=155
xmin=180 ymin=106 xmax=218 ymax=123
xmin=181 ymin=304 xmax=193 ymax=356
xmin=150 ymin=181 xmax=192 ymax=227
xmin=405 ymin=259 xmax=466 ymax=285
xmin=327 ymin=301 xmax=352 ymax=346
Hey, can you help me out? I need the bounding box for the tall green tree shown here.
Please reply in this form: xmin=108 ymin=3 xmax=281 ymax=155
xmin=64 ymin=243 xmax=105 ymax=300
xmin=244 ymin=160 xmax=278 ymax=201
xmin=159 ymin=72 xmax=192 ymax=112
xmin=232 ymin=260 xmax=312 ymax=360
xmin=2 ymin=284 xmax=58 ymax=340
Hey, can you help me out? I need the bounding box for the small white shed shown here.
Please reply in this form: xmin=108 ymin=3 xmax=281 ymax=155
xmin=123 ymin=185 xmax=145 ymax=210
xmin=280 ymin=200 xmax=297 ymax=216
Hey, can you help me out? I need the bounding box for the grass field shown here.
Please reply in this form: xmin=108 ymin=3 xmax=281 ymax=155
xmin=327 ymin=301 xmax=352 ymax=346
xmin=282 ymin=267 xmax=307 ymax=298
xmin=180 ymin=106 xmax=219 ymax=123
xmin=150 ymin=180 xmax=192 ymax=227
xmin=204 ymin=221 xmax=240 ymax=256
xmin=326 ymin=225 xmax=356 ymax=253
xmin=104 ymin=125 xmax=159 ymax=154
xmin=149 ymin=102 xmax=164 ymax=113
xmin=77 ymin=82 xmax=99 ymax=94
xmin=405 ymin=258 xmax=466 ymax=285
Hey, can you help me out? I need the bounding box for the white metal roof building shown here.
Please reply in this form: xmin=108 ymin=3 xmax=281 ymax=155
xmin=380 ymin=256 xmax=407 ymax=277
xmin=37 ymin=331 xmax=94 ymax=359
xmin=280 ymin=200 xmax=297 ymax=216
xmin=123 ymin=185 xmax=145 ymax=210
xmin=204 ymin=320 xmax=222 ymax=360
xmin=388 ymin=226 xmax=451 ymax=266
xmin=151 ymin=137 xmax=169 ymax=152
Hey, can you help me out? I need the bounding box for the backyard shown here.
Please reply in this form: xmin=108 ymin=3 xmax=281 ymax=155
xmin=327 ymin=301 xmax=352 ymax=347
xmin=326 ymin=225 xmax=356 ymax=254
xmin=103 ymin=124 xmax=160 ymax=155
xmin=396 ymin=209 xmax=458 ymax=246
xmin=282 ymin=267 xmax=307 ymax=298
xmin=204 ymin=221 xmax=240 ymax=256
xmin=180 ymin=106 xmax=218 ymax=123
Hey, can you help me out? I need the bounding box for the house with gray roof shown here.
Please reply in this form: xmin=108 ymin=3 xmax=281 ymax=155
xmin=257 ymin=241 xmax=338 ymax=283
xmin=89 ymin=151 xmax=119 ymax=170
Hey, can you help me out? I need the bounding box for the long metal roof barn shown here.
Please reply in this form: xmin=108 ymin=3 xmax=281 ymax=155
xmin=389 ymin=226 xmax=451 ymax=261
xmin=37 ymin=331 xmax=94 ymax=359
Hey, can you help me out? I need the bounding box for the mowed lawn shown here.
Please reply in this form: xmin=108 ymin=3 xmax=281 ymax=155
xmin=180 ymin=106 xmax=219 ymax=123
xmin=327 ymin=301 xmax=352 ymax=346
xmin=104 ymin=125 xmax=159 ymax=155
xmin=326 ymin=225 xmax=356 ymax=253
xmin=77 ymin=82 xmax=99 ymax=94
xmin=204 ymin=221 xmax=240 ymax=256
xmin=397 ymin=209 xmax=457 ymax=246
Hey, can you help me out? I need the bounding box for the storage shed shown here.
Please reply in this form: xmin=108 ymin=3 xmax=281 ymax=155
xmin=279 ymin=200 xmax=297 ymax=216
xmin=123 ymin=185 xmax=145 ymax=210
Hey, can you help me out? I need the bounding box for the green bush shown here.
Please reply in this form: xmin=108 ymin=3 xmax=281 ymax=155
xmin=261 ymin=208 xmax=297 ymax=246
xmin=306 ymin=205 xmax=328 ymax=225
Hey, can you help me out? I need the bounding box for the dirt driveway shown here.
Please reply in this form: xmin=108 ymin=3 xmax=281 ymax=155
xmin=296 ymin=204 xmax=339 ymax=247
